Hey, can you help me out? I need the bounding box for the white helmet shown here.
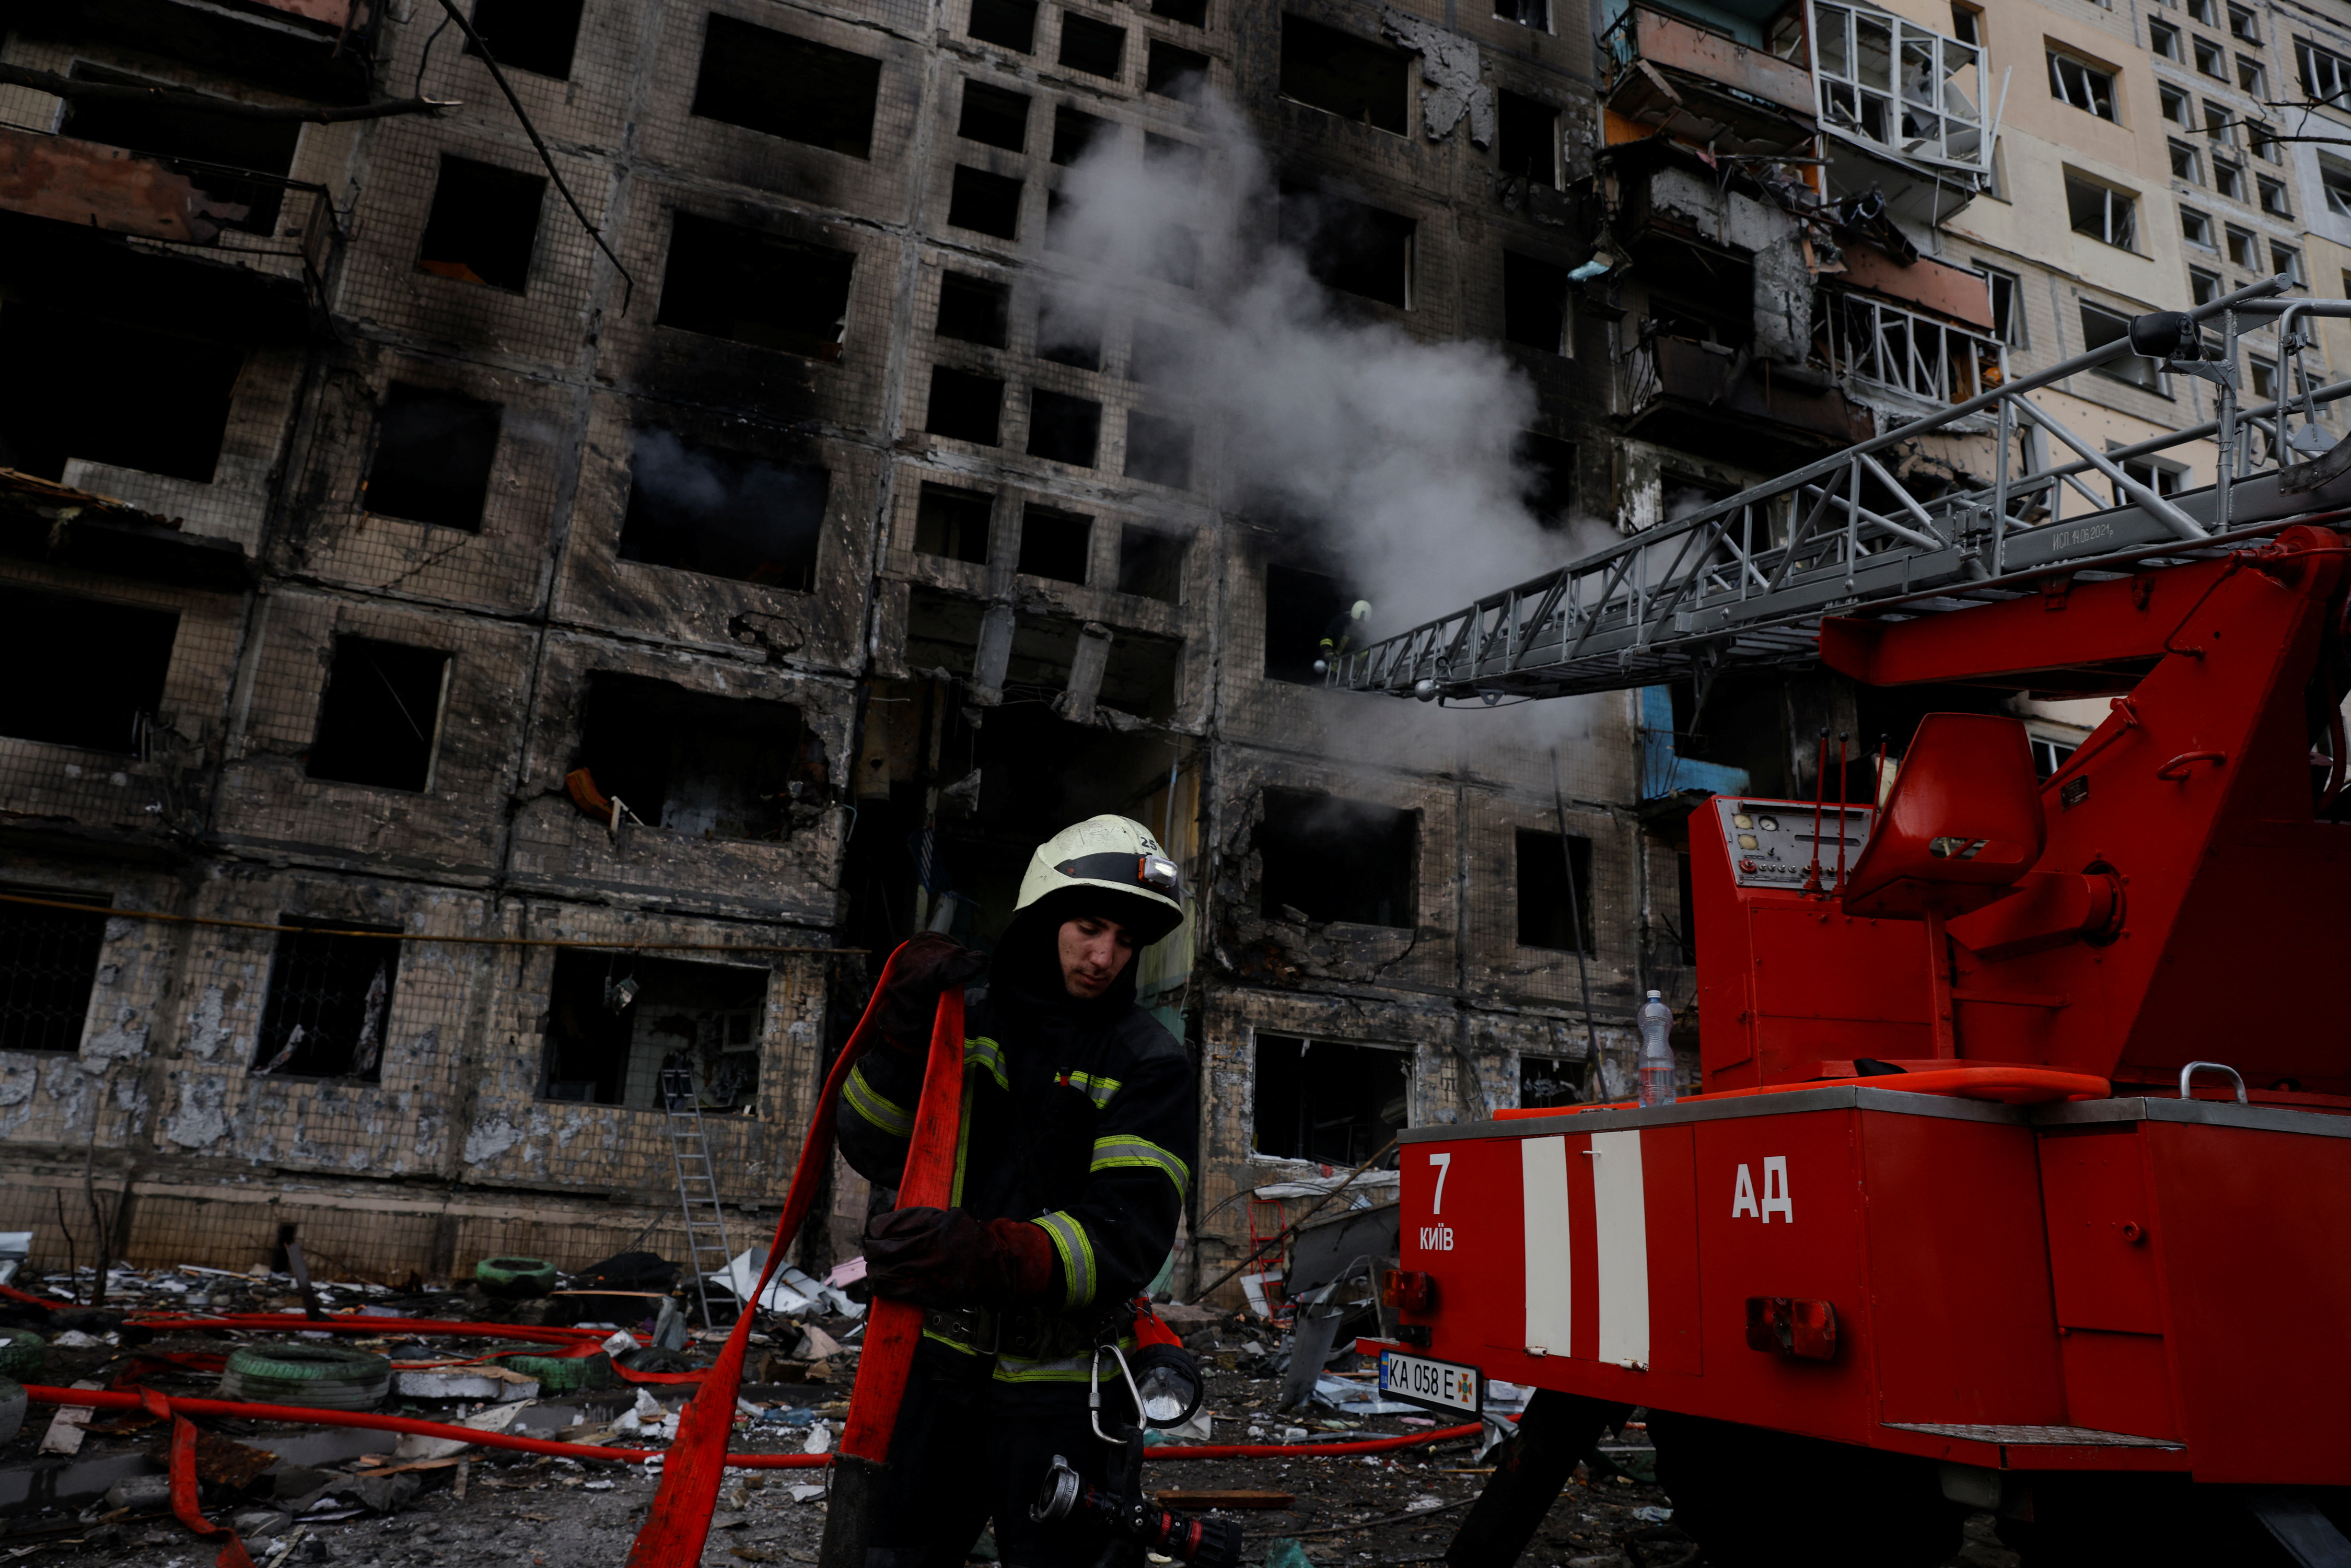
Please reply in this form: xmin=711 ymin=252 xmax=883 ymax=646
xmin=1350 ymin=600 xmax=1371 ymax=620
xmin=1014 ymin=815 xmax=1186 ymax=945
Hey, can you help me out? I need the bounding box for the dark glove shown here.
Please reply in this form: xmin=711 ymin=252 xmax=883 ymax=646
xmin=863 ymin=1206 xmax=1055 ymax=1309
xmin=873 ymin=933 xmax=988 ymax=1054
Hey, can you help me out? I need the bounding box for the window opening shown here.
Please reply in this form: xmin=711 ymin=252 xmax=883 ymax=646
xmin=1503 ymin=251 xmax=1567 ymax=354
xmin=2322 ymin=157 xmax=2351 ymax=218
xmin=1027 ymin=389 xmax=1102 ymax=467
xmin=2029 ymin=736 xmax=2079 ymax=780
xmin=1060 ymin=13 xmax=1126 ymax=77
xmin=1494 ymin=0 xmax=1549 ymax=31
xmin=575 ymin=673 xmax=808 ymax=841
xmin=937 ymin=271 xmax=1011 ymax=347
xmin=1497 ymin=91 xmax=1557 ymax=185
xmin=1117 ymin=523 xmax=1186 ymax=600
xmin=2047 ymin=51 xmax=2118 ymax=119
xmin=2215 ymin=159 xmax=2244 ymax=201
xmin=0 ymin=314 xmax=241 ymax=484
xmin=2065 ymin=173 xmax=2138 ymax=249
xmin=1052 ymin=104 xmax=1111 ymax=165
xmin=0 ymin=589 xmax=174 ymax=754
xmin=1017 ymin=505 xmax=1092 ymax=582
xmin=2258 ymin=176 xmax=2291 ymax=218
xmin=2195 ymin=36 xmax=2225 ymax=77
xmin=64 ymin=65 xmax=299 ymax=234
xmin=2272 ymin=241 xmax=2304 ymax=285
xmin=2150 ymin=18 xmax=2180 ymax=58
xmin=2169 ymin=138 xmax=2203 ymax=183
xmin=308 ymin=636 xmax=450 ymax=792
xmin=2300 ymin=39 xmax=2351 ymax=106
xmin=914 ymin=483 xmax=993 ymax=564
xmin=1263 ymin=562 xmax=1353 ymax=684
xmin=2081 ymin=301 xmax=2162 ymax=391
xmin=959 ymin=80 xmax=1032 ymax=151
xmin=1518 ymin=1053 xmax=1584 ymax=1111
xmin=2189 ymin=265 xmax=2222 ymax=305
xmin=970 ymin=0 xmax=1039 ymax=52
xmin=693 ymin=16 xmax=881 ymax=156
xmin=2226 ymin=224 xmax=2257 ymax=267
xmin=927 ymin=367 xmax=1005 ymax=445
xmin=366 ymin=384 xmax=501 ymax=529
xmin=2250 ymin=355 xmax=2278 ymax=401
xmin=2228 ymin=4 xmax=2258 ymax=42
xmin=467 ymin=0 xmax=585 ymax=79
xmin=417 ymin=156 xmax=546 ymax=292
xmin=620 ymin=431 xmax=825 ymax=589
xmin=1147 ymin=40 xmax=1211 ymax=100
xmin=1153 ymin=0 xmax=1208 ymax=26
xmin=949 ymin=166 xmax=1023 ymax=238
xmin=658 ymin=216 xmax=855 ymax=361
xmin=1515 ymin=828 xmax=1594 ymax=951
xmin=2188 ymin=0 xmax=2215 ymax=24
xmin=1125 ymin=410 xmax=1194 ymax=489
xmin=1259 ymin=788 xmax=1417 ymax=927
xmin=1252 ymin=1034 xmax=1408 ymax=1164
xmin=1279 ymin=184 xmax=1413 ymax=308
xmin=1128 ymin=319 xmax=1189 ymax=385
xmin=2237 ymin=55 xmax=2266 ymax=94
xmin=1278 ymin=16 xmax=1409 ymax=133
xmin=2161 ymin=84 xmax=2193 ymax=127
xmin=1038 ymin=304 xmax=1104 ymax=369
xmin=542 ymin=951 xmax=768 ymax=1111
xmin=2250 ymin=121 xmax=2280 ymax=163
xmin=1517 ymin=431 xmax=1576 ymax=529
xmin=253 ymin=920 xmax=400 ymax=1081
xmin=0 ymin=886 xmax=108 ymax=1054
xmin=2114 ymin=452 xmax=2186 ymax=505
xmin=1981 ymin=264 xmax=2026 ymax=346
xmin=1949 ymin=3 xmax=1980 ymax=45
xmin=2204 ymin=100 xmax=2234 ymax=145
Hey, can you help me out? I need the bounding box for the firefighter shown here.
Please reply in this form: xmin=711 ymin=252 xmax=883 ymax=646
xmin=840 ymin=814 xmax=1194 ymax=1568
xmin=1313 ymin=599 xmax=1372 ymax=674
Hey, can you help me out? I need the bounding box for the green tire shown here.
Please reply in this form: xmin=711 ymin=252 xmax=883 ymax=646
xmin=474 ymin=1256 xmax=559 ymax=1299
xmin=0 ymin=1329 xmax=43 ymax=1379
xmin=486 ymin=1349 xmax=613 ymax=1392
xmin=218 ymin=1342 xmax=391 ymax=1410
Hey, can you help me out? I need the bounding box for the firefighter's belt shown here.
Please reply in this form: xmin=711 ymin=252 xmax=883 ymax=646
xmin=923 ymin=1304 xmax=1100 ymax=1360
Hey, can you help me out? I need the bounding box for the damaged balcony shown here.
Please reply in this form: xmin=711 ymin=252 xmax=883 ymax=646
xmin=1811 ymin=1 xmax=1993 ymax=224
xmin=1815 ymin=280 xmax=2004 ymax=421
xmin=0 ymin=470 xmax=251 ymax=591
xmin=1598 ymin=4 xmax=1818 ymax=156
xmin=16 ymin=0 xmax=382 ymax=104
xmin=1619 ymin=330 xmax=1871 ymax=462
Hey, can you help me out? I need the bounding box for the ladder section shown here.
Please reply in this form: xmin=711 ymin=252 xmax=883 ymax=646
xmin=661 ymin=1065 xmax=738 ymax=1328
xmin=1333 ymin=278 xmax=2351 ymax=704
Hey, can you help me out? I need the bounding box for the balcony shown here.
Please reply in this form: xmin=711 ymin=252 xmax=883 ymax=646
xmin=0 ymin=128 xmax=256 ymax=247
xmin=1812 ymin=1 xmax=1991 ymax=218
xmin=1818 ymin=289 xmax=2004 ymax=410
xmin=1620 ymin=332 xmax=1872 ymax=462
xmin=0 ymin=469 xmax=252 ymax=593
xmin=1599 ymin=6 xmax=1818 ymax=157
xmin=15 ymin=1 xmax=380 ymax=104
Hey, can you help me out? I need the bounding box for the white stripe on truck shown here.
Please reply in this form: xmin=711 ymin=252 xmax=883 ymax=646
xmin=1588 ymin=1129 xmax=1650 ymax=1369
xmin=1522 ymin=1135 xmax=1573 ymax=1356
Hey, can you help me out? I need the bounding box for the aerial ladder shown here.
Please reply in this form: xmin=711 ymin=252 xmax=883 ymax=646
xmin=1336 ymin=275 xmax=2351 ymax=1568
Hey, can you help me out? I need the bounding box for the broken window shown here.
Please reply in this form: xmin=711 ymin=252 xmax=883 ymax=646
xmin=1260 ymin=789 xmax=1417 ymax=927
xmin=1060 ymin=13 xmax=1126 ymax=77
xmin=1279 ymin=184 xmax=1413 ymax=308
xmin=2260 ymin=175 xmax=2293 ymax=218
xmin=937 ymin=272 xmax=1011 ymax=350
xmin=2046 ymin=51 xmax=2118 ymax=120
xmin=1494 ymin=0 xmax=1549 ymax=30
xmin=417 ymin=156 xmax=546 ymax=292
xmin=959 ymin=80 xmax=1032 ymax=151
xmin=0 ymin=314 xmax=242 ymax=485
xmin=1517 ymin=432 xmax=1575 ymax=528
xmin=307 ymin=637 xmax=450 ymax=792
xmin=659 ymin=216 xmax=855 ymax=361
xmin=1279 ymin=16 xmax=1408 ymax=132
xmin=1497 ymin=90 xmax=1557 ymax=185
xmin=1052 ymin=104 xmax=1111 ymax=165
xmin=1027 ymin=389 xmax=1102 ymax=467
xmin=252 ymin=920 xmax=400 ymax=1081
xmin=1252 ymin=1035 xmax=1409 ymax=1165
xmin=927 ymin=366 xmax=1005 ymax=445
xmin=576 ymin=673 xmax=808 ymax=840
xmin=2065 ymin=173 xmax=2137 ymax=250
xmin=1124 ymin=410 xmax=1194 ymax=489
xmin=949 ymin=166 xmax=1023 ymax=239
xmin=1503 ymin=251 xmax=1567 ymax=354
xmin=1981 ymin=264 xmax=2026 ymax=347
xmin=620 ymin=431 xmax=826 ymax=590
xmin=914 ymin=483 xmax=994 ymax=564
xmin=1117 ymin=523 xmax=1186 ymax=601
xmin=0 ymin=589 xmax=175 ymax=753
xmin=2195 ymin=36 xmax=2226 ymax=78
xmin=2226 ymin=223 xmax=2257 ymax=268
xmin=1039 ymin=304 xmax=1104 ymax=369
xmin=1515 ymin=828 xmax=1594 ymax=951
xmin=0 ymin=886 xmax=108 ymax=1053
xmin=2273 ymin=240 xmax=2305 ymax=285
xmin=64 ymin=66 xmax=299 ymax=234
xmin=969 ymin=0 xmax=1038 ymax=51
xmin=541 ymin=950 xmax=769 ymax=1110
xmin=1154 ymin=0 xmax=1208 ymax=26
xmin=1017 ymin=505 xmax=1092 ymax=582
xmin=468 ymin=0 xmax=586 ymax=79
xmin=1262 ymin=562 xmax=1351 ymax=684
xmin=693 ymin=16 xmax=882 ymax=158
xmin=2181 ymin=206 xmax=2215 ymax=248
xmin=1519 ymin=1053 xmax=1583 ymax=1110
xmin=1148 ymin=40 xmax=1211 ymax=100
xmin=365 ymin=384 xmax=501 ymax=530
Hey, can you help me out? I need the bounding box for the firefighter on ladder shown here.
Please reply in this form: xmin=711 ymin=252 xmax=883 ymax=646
xmin=840 ymin=815 xmax=1195 ymax=1568
xmin=1313 ymin=600 xmax=1372 ymax=675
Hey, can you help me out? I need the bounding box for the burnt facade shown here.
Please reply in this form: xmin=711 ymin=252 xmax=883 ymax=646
xmin=0 ymin=0 xmax=2041 ymax=1296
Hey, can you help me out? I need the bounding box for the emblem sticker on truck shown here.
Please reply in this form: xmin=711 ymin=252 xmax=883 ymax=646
xmin=1378 ymin=1351 xmax=1482 ymax=1416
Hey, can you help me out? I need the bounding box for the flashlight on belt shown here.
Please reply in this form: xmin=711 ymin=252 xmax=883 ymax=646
xmin=1032 ymin=1454 xmax=1244 ymax=1568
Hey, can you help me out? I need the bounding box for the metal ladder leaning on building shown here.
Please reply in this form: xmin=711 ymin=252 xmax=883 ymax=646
xmin=661 ymin=1065 xmax=738 ymax=1328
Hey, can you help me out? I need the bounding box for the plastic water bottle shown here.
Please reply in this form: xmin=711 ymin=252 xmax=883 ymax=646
xmin=1636 ymin=990 xmax=1678 ymax=1108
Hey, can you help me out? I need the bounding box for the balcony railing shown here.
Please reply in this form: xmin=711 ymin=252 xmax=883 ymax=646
xmin=1812 ymin=1 xmax=1989 ymax=172
xmin=1820 ymin=289 xmax=2005 ymax=406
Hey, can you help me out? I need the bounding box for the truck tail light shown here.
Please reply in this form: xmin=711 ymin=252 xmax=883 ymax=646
xmin=1381 ymin=1268 xmax=1437 ymax=1314
xmin=1744 ymin=1296 xmax=1837 ymax=1361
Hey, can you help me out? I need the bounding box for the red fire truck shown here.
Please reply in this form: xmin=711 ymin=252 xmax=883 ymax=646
xmin=1333 ymin=288 xmax=2351 ymax=1567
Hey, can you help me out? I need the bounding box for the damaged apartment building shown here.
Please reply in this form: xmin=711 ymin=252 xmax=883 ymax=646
xmin=0 ymin=0 xmax=2206 ymax=1297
